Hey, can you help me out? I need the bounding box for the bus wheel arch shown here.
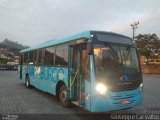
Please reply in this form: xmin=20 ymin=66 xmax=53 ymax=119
xmin=56 ymin=80 xmax=65 ymax=100
xmin=56 ymin=81 xmax=70 ymax=107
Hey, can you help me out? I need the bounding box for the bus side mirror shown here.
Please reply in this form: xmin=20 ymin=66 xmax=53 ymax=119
xmin=87 ymin=40 xmax=93 ymax=55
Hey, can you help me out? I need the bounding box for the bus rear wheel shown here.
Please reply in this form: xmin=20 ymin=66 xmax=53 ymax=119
xmin=59 ymin=85 xmax=70 ymax=107
xmin=25 ymin=75 xmax=31 ymax=88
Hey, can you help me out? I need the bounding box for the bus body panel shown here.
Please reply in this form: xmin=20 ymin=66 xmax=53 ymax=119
xmin=19 ymin=65 xmax=69 ymax=96
xmin=91 ymin=87 xmax=143 ymax=112
xmin=21 ymin=65 xmax=29 ymax=81
xmin=89 ymin=55 xmax=96 ymax=111
xmin=84 ymin=80 xmax=91 ymax=111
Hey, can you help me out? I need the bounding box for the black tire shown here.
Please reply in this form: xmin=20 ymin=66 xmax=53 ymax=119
xmin=25 ymin=75 xmax=31 ymax=88
xmin=59 ymin=85 xmax=70 ymax=107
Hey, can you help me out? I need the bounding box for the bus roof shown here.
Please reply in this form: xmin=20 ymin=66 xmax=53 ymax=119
xmin=20 ymin=30 xmax=91 ymax=53
xmin=20 ymin=30 xmax=132 ymax=53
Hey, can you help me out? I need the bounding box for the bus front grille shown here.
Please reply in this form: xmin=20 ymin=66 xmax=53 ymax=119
xmin=110 ymin=93 xmax=136 ymax=100
xmin=110 ymin=92 xmax=138 ymax=109
xmin=112 ymin=99 xmax=136 ymax=109
xmin=109 ymin=80 xmax=141 ymax=92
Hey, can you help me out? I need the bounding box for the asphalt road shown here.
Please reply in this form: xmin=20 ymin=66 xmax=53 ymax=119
xmin=0 ymin=71 xmax=160 ymax=120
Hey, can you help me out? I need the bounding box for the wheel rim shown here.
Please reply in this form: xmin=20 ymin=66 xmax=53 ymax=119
xmin=26 ymin=79 xmax=29 ymax=87
xmin=61 ymin=90 xmax=67 ymax=103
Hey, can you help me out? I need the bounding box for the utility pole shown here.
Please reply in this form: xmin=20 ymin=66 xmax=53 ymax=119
xmin=131 ymin=21 xmax=139 ymax=42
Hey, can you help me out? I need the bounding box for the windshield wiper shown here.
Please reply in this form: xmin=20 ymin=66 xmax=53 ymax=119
xmin=125 ymin=46 xmax=131 ymax=61
xmin=106 ymin=43 xmax=119 ymax=59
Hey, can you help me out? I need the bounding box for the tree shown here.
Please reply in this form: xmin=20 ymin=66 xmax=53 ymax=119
xmin=135 ymin=33 xmax=160 ymax=61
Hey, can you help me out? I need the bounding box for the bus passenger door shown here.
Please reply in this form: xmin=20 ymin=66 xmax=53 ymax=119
xmin=68 ymin=44 xmax=87 ymax=106
xmin=68 ymin=45 xmax=78 ymax=101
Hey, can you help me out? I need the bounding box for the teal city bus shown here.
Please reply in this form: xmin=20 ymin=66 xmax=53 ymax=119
xmin=18 ymin=30 xmax=143 ymax=112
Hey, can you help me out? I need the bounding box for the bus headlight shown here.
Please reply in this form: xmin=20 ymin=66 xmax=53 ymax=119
xmin=95 ymin=83 xmax=107 ymax=96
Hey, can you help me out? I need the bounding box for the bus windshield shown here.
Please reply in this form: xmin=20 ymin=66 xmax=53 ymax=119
xmin=94 ymin=43 xmax=141 ymax=82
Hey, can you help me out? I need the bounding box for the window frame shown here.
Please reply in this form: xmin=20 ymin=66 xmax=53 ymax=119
xmin=55 ymin=43 xmax=69 ymax=67
xmin=44 ymin=46 xmax=56 ymax=66
xmin=23 ymin=52 xmax=28 ymax=64
xmin=20 ymin=38 xmax=86 ymax=67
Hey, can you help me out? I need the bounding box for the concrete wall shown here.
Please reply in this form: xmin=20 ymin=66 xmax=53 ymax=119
xmin=141 ymin=65 xmax=160 ymax=74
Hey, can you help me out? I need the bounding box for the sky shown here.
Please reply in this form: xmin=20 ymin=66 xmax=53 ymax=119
xmin=0 ymin=0 xmax=160 ymax=46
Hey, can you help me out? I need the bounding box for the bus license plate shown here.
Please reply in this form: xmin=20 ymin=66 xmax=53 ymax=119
xmin=120 ymin=100 xmax=130 ymax=105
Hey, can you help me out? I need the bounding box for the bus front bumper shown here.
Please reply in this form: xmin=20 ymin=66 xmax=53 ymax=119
xmin=91 ymin=87 xmax=143 ymax=112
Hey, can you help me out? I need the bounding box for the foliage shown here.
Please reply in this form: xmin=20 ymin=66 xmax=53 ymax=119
xmin=0 ymin=58 xmax=8 ymax=64
xmin=135 ymin=34 xmax=160 ymax=60
xmin=0 ymin=39 xmax=29 ymax=64
xmin=0 ymin=39 xmax=29 ymax=55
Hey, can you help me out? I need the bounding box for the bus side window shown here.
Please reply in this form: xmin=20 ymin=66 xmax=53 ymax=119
xmin=34 ymin=50 xmax=39 ymax=65
xmin=23 ymin=53 xmax=28 ymax=64
xmin=19 ymin=54 xmax=23 ymax=65
xmin=35 ymin=49 xmax=43 ymax=65
xmin=35 ymin=50 xmax=42 ymax=65
xmin=33 ymin=50 xmax=37 ymax=65
xmin=82 ymin=47 xmax=90 ymax=81
xmin=28 ymin=51 xmax=34 ymax=65
xmin=44 ymin=46 xmax=55 ymax=66
xmin=41 ymin=48 xmax=45 ymax=65
xmin=55 ymin=44 xmax=68 ymax=67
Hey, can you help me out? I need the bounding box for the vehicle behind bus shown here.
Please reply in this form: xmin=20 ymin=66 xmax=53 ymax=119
xmin=18 ymin=31 xmax=143 ymax=112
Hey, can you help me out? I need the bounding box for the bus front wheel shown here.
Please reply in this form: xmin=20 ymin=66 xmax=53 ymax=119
xmin=59 ymin=85 xmax=70 ymax=107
